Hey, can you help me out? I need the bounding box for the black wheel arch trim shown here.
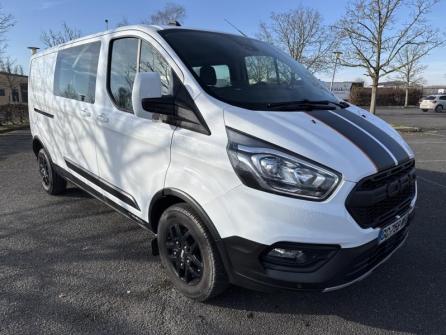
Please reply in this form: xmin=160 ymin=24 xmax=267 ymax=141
xmin=149 ymin=188 xmax=237 ymax=282
xmin=149 ymin=188 xmax=221 ymax=239
xmin=32 ymin=135 xmax=46 ymax=157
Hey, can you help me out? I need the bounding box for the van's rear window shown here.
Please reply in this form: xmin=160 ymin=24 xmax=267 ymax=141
xmin=54 ymin=41 xmax=101 ymax=103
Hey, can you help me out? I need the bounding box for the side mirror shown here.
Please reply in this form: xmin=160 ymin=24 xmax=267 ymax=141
xmin=132 ymin=72 xmax=162 ymax=118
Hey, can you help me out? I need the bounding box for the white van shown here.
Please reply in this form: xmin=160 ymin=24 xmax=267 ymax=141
xmin=29 ymin=25 xmax=417 ymax=301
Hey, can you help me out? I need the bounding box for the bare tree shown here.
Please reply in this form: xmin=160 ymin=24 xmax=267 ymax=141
xmin=334 ymin=0 xmax=443 ymax=114
xmin=258 ymin=6 xmax=338 ymax=74
xmin=143 ymin=2 xmax=186 ymax=25
xmin=392 ymin=45 xmax=427 ymax=107
xmin=0 ymin=5 xmax=15 ymax=54
xmin=41 ymin=22 xmax=81 ymax=48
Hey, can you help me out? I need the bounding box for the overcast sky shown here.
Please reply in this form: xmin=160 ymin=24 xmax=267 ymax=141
xmin=3 ymin=0 xmax=446 ymax=85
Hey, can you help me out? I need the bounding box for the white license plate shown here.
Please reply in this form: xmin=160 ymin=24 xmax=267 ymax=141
xmin=378 ymin=213 xmax=409 ymax=244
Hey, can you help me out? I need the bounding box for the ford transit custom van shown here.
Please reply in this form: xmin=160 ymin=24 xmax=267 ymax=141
xmin=29 ymin=25 xmax=417 ymax=301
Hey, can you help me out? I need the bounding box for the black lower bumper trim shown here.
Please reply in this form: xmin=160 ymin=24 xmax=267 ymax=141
xmin=221 ymin=216 xmax=413 ymax=292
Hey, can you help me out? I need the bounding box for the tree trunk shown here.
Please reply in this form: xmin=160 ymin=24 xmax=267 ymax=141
xmin=404 ymin=86 xmax=409 ymax=108
xmin=370 ymin=77 xmax=378 ymax=114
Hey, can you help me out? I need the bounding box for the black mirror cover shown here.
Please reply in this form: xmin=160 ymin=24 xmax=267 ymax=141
xmin=141 ymin=96 xmax=175 ymax=116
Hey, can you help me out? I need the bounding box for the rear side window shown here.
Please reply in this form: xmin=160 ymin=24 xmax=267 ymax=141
xmin=54 ymin=41 xmax=101 ymax=103
xmin=440 ymin=96 xmax=446 ymax=100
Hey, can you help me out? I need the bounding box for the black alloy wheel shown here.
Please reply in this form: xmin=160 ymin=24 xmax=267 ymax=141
xmin=157 ymin=203 xmax=229 ymax=301
xmin=38 ymin=152 xmax=51 ymax=188
xmin=165 ymin=222 xmax=203 ymax=284
xmin=37 ymin=148 xmax=67 ymax=195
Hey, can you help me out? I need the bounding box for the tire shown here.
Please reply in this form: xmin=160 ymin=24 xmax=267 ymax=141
xmin=37 ymin=148 xmax=67 ymax=195
xmin=421 ymin=109 xmax=429 ymax=112
xmin=435 ymin=105 xmax=443 ymax=113
xmin=158 ymin=203 xmax=229 ymax=301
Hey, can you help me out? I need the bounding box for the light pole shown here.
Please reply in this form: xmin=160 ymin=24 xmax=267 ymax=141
xmin=330 ymin=51 xmax=343 ymax=92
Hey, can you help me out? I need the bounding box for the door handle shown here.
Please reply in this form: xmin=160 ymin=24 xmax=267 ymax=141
xmin=80 ymin=108 xmax=91 ymax=117
xmin=96 ymin=113 xmax=109 ymax=123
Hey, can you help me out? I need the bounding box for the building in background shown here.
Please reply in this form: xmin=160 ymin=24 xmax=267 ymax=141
xmin=0 ymin=72 xmax=28 ymax=105
xmin=422 ymin=85 xmax=446 ymax=96
xmin=323 ymin=81 xmax=364 ymax=101
xmin=378 ymin=81 xmax=407 ymax=88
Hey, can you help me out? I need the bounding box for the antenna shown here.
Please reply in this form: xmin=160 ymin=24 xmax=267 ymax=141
xmin=105 ymin=19 xmax=109 ymax=30
xmin=224 ymin=19 xmax=247 ymax=37
xmin=28 ymin=47 xmax=40 ymax=55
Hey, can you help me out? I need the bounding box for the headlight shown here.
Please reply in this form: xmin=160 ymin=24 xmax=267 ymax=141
xmin=226 ymin=127 xmax=341 ymax=200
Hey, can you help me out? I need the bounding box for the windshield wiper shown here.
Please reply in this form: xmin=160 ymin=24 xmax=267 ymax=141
xmin=267 ymin=100 xmax=349 ymax=111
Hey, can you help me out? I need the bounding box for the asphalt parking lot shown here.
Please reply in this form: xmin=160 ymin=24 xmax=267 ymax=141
xmin=1 ymin=108 xmax=446 ymax=335
xmin=375 ymin=106 xmax=446 ymax=130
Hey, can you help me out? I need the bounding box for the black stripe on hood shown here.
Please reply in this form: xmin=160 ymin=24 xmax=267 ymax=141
xmin=332 ymin=109 xmax=410 ymax=165
xmin=307 ymin=110 xmax=396 ymax=171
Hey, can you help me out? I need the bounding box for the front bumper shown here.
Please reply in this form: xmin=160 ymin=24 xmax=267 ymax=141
xmin=220 ymin=211 xmax=414 ymax=292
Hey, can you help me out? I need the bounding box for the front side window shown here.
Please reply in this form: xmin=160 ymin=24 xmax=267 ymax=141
xmin=140 ymin=41 xmax=173 ymax=96
xmin=54 ymin=41 xmax=101 ymax=103
xmin=109 ymin=38 xmax=139 ymax=111
xmin=108 ymin=38 xmax=173 ymax=112
xmin=159 ymin=29 xmax=335 ymax=110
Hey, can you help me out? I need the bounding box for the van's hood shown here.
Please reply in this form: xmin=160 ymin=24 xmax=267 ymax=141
xmin=223 ymin=105 xmax=414 ymax=182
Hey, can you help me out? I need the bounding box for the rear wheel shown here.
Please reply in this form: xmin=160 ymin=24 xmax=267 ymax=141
xmin=158 ymin=203 xmax=228 ymax=301
xmin=435 ymin=105 xmax=443 ymax=113
xmin=37 ymin=148 xmax=66 ymax=195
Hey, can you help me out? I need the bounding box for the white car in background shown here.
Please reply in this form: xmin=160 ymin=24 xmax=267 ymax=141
xmin=420 ymin=95 xmax=446 ymax=112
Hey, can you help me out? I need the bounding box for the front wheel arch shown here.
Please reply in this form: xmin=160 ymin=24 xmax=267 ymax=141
xmin=149 ymin=189 xmax=221 ymax=241
xmin=32 ymin=136 xmax=44 ymax=158
xmin=149 ymin=188 xmax=234 ymax=281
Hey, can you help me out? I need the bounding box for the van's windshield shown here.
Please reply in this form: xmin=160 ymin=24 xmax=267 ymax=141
xmin=159 ymin=29 xmax=338 ymax=111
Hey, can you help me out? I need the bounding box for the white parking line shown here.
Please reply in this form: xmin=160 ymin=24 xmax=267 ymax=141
xmin=417 ymin=160 xmax=446 ymax=163
xmin=407 ymin=141 xmax=446 ymax=144
xmin=418 ymin=176 xmax=446 ymax=190
xmin=423 ymin=132 xmax=446 ymax=138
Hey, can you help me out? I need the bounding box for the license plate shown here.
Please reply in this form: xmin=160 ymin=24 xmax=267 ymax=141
xmin=378 ymin=213 xmax=409 ymax=244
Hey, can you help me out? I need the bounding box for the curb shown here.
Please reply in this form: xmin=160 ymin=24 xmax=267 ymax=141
xmin=392 ymin=125 xmax=422 ymax=133
xmin=0 ymin=125 xmax=30 ymax=134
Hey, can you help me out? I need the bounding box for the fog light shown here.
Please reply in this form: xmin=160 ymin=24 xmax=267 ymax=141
xmin=268 ymin=248 xmax=308 ymax=264
xmin=262 ymin=243 xmax=339 ymax=270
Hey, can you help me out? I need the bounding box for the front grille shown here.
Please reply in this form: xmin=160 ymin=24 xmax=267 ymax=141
xmin=346 ymin=160 xmax=416 ymax=229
